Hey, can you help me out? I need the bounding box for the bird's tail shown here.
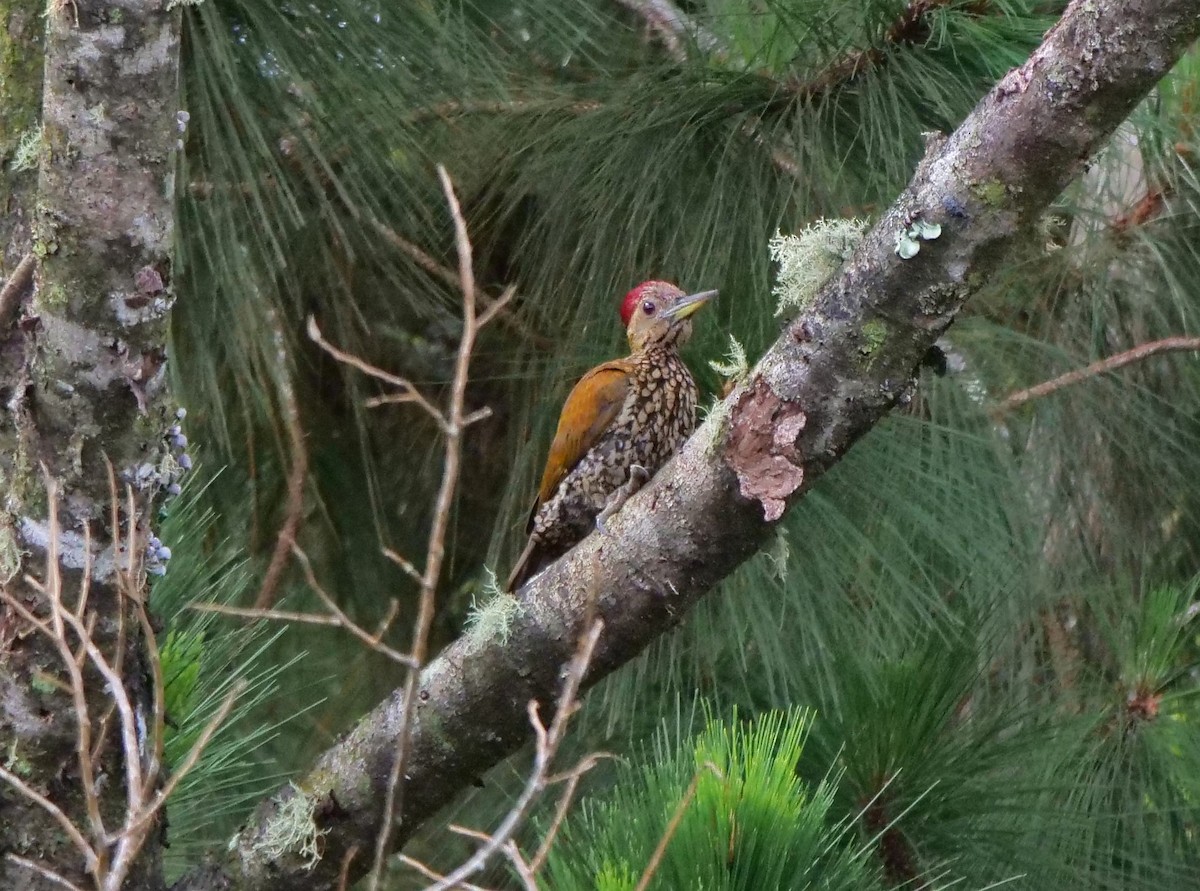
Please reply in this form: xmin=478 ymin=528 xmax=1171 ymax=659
xmin=505 ymin=539 xmax=542 ymax=593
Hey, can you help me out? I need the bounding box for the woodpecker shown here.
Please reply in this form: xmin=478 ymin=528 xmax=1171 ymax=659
xmin=506 ymin=280 xmax=716 ymax=592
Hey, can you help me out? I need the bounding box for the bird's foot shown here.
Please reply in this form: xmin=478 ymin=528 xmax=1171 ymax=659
xmin=596 ymin=464 xmax=650 ymax=535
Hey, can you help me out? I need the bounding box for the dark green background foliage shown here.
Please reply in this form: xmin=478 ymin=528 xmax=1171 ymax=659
xmin=165 ymin=0 xmax=1200 ymax=886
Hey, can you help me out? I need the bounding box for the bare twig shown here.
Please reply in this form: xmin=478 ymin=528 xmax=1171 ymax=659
xmin=0 ymin=252 xmax=36 ymax=329
xmin=4 ymin=854 xmax=86 ymax=891
xmin=88 ymin=475 xmax=137 ymax=769
xmin=396 ymin=856 xmax=493 ymax=891
xmin=255 ymin=305 xmax=310 ymax=609
xmin=2 ymin=481 xmax=245 ymax=891
xmin=370 ymin=591 xmax=404 ymax=640
xmin=419 ymin=619 xmax=605 ymax=891
xmin=503 ymin=842 xmax=539 ymax=891
xmin=363 ymin=212 xmax=547 ymax=349
xmin=131 ymin=593 xmax=166 ymax=806
xmin=0 ymin=764 xmax=98 ymax=874
xmin=368 ymin=164 xmax=490 ymax=890
xmin=292 ymin=545 xmax=417 ymax=666
xmin=308 ymin=317 xmax=447 ymax=426
xmin=382 ymin=547 xmax=423 ymax=586
xmin=336 ymin=846 xmax=360 ymax=891
xmin=110 ymin=680 xmax=246 ymax=849
xmin=994 ymin=336 xmax=1200 ymax=414
xmin=528 ymin=752 xmax=613 ymax=874
xmin=635 ymin=761 xmax=724 ymax=891
xmin=191 ymin=551 xmax=418 ymax=668
xmin=192 ymin=601 xmax=347 ymax=626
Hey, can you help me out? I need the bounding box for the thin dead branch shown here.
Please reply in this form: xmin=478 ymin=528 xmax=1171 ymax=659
xmin=635 ymin=761 xmax=724 ymax=891
xmin=336 ymin=846 xmax=361 ymax=891
xmin=396 ymin=856 xmax=493 ymax=891
xmin=382 ymin=547 xmax=423 ymax=586
xmin=368 ymin=164 xmax=510 ymax=890
xmin=191 ymin=548 xmax=417 ymax=667
xmin=0 ymin=252 xmax=36 ymax=329
xmin=363 ymin=211 xmax=546 ymax=349
xmin=993 ymin=336 xmax=1200 ymax=414
xmin=254 ymin=305 xmax=310 ymax=609
xmin=0 ymin=763 xmax=98 ymax=874
xmin=0 ymin=482 xmax=244 ymax=891
xmin=308 ymin=317 xmax=447 ymax=426
xmin=413 ymin=618 xmax=605 ymax=891
xmin=4 ymin=854 xmax=86 ymax=891
xmin=528 ymin=752 xmax=613 ymax=874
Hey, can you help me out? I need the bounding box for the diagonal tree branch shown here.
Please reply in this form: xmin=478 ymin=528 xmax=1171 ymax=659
xmin=177 ymin=2 xmax=1200 ymax=888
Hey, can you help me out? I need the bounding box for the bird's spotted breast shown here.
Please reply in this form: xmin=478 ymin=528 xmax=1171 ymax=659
xmin=529 ymin=347 xmax=698 ymax=551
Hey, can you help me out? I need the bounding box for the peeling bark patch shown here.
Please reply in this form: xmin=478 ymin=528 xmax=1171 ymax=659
xmin=724 ymin=378 xmax=806 ymax=522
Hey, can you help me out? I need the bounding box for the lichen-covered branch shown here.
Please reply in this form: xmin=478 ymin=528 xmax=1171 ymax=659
xmin=0 ymin=1 xmax=182 ymax=888
xmin=177 ymin=1 xmax=1200 ymax=889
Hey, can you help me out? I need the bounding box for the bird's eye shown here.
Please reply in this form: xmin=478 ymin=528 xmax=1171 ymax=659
xmin=642 ymin=300 xmax=656 ymax=315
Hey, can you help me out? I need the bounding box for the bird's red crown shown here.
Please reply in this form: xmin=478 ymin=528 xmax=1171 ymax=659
xmin=620 ymin=280 xmax=674 ymax=327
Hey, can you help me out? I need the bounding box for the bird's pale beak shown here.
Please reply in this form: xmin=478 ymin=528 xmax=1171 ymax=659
xmin=662 ymin=289 xmax=718 ymax=321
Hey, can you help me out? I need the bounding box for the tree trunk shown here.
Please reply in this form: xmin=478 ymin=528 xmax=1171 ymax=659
xmin=0 ymin=1 xmax=181 ymax=888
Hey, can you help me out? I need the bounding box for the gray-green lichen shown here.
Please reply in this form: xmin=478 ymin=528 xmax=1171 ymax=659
xmin=894 ymin=217 xmax=941 ymax=259
xmin=769 ymin=219 xmax=868 ymax=317
xmin=708 ymin=333 xmax=749 ymax=383
xmin=971 ymin=179 xmax=1010 ymax=207
xmin=763 ymin=527 xmax=790 ymax=582
xmin=861 ymin=319 xmax=887 ymax=357
xmin=242 ymin=783 xmax=326 ymax=870
xmin=463 ymin=578 xmax=524 ymax=652
xmin=9 ymin=126 xmax=41 ymax=172
xmin=0 ymin=518 xmax=21 ymax=583
xmin=699 ymin=392 xmax=733 ymax=457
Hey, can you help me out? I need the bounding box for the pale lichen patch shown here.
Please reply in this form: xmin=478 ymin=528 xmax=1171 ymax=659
xmin=463 ymin=573 xmax=524 ymax=652
xmin=708 ymin=334 xmax=749 ymax=383
xmin=245 ymin=782 xmax=327 ymax=870
xmin=18 ymin=517 xmax=118 ymax=580
xmin=769 ymin=219 xmax=868 ymax=317
xmin=764 ymin=527 xmax=790 ymax=582
xmin=10 ymin=126 xmax=41 ymax=172
xmin=0 ymin=519 xmax=22 ymax=584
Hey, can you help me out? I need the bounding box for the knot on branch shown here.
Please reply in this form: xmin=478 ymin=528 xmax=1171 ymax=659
xmin=723 ymin=378 xmax=806 ymax=522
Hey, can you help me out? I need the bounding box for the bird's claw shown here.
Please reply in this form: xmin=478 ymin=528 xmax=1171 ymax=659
xmin=596 ymin=465 xmax=650 ymax=535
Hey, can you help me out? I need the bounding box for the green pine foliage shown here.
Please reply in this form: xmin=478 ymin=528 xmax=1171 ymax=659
xmin=148 ymin=473 xmax=301 ymax=877
xmin=540 ymin=709 xmax=879 ymax=891
xmin=167 ymin=0 xmax=1200 ymax=887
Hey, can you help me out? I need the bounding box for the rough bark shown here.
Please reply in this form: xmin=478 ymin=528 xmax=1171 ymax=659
xmin=0 ymin=1 xmax=181 ymax=889
xmin=0 ymin=0 xmax=44 ymax=270
xmin=178 ymin=1 xmax=1200 ymax=888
